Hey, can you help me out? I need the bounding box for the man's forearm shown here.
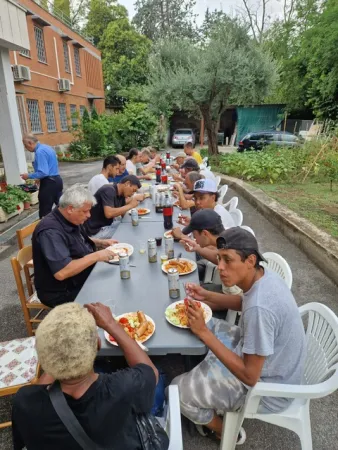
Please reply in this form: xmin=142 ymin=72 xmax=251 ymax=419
xmin=105 ymin=321 xmax=159 ymax=382
xmin=204 ymin=291 xmax=242 ymax=311
xmin=196 ymin=246 xmax=218 ymax=264
xmin=105 ymin=204 xmax=132 ymax=218
xmin=90 ymin=238 xmax=106 ymax=249
xmin=54 ymin=253 xmax=98 ymax=281
xmin=199 ymin=328 xmax=256 ymax=386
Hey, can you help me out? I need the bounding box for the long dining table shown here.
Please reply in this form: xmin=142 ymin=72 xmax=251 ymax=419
xmin=76 ymin=186 xmax=207 ymax=359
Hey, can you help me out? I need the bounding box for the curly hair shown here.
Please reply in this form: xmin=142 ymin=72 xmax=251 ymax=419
xmin=35 ymin=303 xmax=98 ymax=380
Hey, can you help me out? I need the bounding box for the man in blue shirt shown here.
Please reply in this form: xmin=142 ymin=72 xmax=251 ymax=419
xmin=108 ymin=154 xmax=129 ymax=183
xmin=21 ymin=134 xmax=63 ymax=218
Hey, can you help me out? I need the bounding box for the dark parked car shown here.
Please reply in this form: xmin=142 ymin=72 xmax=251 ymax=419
xmin=237 ymin=131 xmax=302 ymax=152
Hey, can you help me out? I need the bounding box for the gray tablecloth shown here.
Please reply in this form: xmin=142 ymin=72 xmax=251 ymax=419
xmin=121 ymin=196 xmax=186 ymax=224
xmin=76 ymin=220 xmax=207 ymax=356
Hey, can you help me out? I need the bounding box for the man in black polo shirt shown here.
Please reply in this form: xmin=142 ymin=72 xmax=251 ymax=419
xmin=32 ymin=186 xmax=118 ymax=308
xmin=84 ymin=175 xmax=141 ymax=239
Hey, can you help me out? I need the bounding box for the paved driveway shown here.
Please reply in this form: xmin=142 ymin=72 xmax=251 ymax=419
xmin=1 ymin=160 xmax=337 ymax=449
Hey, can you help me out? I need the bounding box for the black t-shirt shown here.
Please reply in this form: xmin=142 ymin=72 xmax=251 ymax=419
xmin=12 ymin=364 xmax=156 ymax=450
xmin=84 ymin=184 xmax=125 ymax=236
xmin=33 ymin=209 xmax=96 ymax=307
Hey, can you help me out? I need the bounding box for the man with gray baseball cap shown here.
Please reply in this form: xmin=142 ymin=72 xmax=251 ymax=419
xmin=171 ymin=227 xmax=306 ymax=442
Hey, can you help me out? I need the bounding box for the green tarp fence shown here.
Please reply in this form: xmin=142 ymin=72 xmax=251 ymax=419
xmin=236 ymin=105 xmax=284 ymax=144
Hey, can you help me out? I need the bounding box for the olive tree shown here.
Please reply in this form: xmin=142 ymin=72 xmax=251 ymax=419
xmin=147 ymin=19 xmax=277 ymax=154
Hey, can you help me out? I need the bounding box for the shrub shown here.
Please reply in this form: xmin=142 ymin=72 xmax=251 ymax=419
xmin=68 ymin=141 xmax=90 ymax=160
xmin=216 ymin=139 xmax=338 ymax=185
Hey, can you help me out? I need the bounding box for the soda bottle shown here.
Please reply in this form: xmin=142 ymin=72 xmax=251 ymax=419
xmin=163 ymin=194 xmax=173 ymax=230
xmin=156 ymin=165 xmax=161 ymax=183
xmin=161 ymin=170 xmax=168 ymax=185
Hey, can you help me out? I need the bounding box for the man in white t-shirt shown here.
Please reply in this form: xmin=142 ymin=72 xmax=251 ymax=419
xmin=88 ymin=155 xmax=120 ymax=195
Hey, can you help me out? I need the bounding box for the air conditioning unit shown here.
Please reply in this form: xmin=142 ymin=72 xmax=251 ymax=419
xmin=58 ymin=78 xmax=71 ymax=92
xmin=12 ymin=65 xmax=31 ymax=82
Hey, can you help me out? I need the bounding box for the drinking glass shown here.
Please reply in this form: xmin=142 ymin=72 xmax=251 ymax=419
xmin=139 ymin=241 xmax=146 ymax=254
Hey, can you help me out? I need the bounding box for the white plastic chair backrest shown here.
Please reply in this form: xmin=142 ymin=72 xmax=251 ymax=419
xmin=261 ymin=252 xmax=292 ymax=289
xmin=218 ymin=184 xmax=228 ymax=204
xmin=241 ymin=225 xmax=255 ymax=236
xmin=202 ymin=156 xmax=208 ymax=166
xmin=223 ymin=196 xmax=238 ymax=211
xmin=299 ymin=302 xmax=338 ymax=386
xmin=215 ymin=175 xmax=221 ymax=187
xmin=229 ymin=209 xmax=243 ymax=226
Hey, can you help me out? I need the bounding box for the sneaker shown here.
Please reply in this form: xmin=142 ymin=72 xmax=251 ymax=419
xmin=237 ymin=427 xmax=246 ymax=445
xmin=195 ymin=424 xmax=209 ymax=437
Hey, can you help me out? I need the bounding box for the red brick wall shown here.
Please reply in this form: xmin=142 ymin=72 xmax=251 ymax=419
xmin=9 ymin=0 xmax=105 ymax=147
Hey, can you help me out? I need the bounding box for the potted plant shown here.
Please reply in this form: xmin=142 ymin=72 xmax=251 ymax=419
xmin=57 ymin=151 xmax=63 ymax=159
xmin=0 ymin=191 xmax=21 ymax=222
xmin=65 ymin=151 xmax=71 ymax=158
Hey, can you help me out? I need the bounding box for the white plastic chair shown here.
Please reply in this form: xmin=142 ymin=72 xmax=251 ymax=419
xmin=241 ymin=225 xmax=255 ymax=236
xmin=221 ymin=302 xmax=338 ymax=450
xmin=223 ymin=196 xmax=238 ymax=211
xmin=215 ymin=175 xmax=221 ymax=187
xmin=202 ymin=156 xmax=209 ymax=167
xmin=166 ymin=385 xmax=183 ymax=450
xmin=261 ymin=252 xmax=293 ymax=289
xmin=218 ymin=185 xmax=228 ymax=204
xmin=229 ymin=209 xmax=243 ymax=226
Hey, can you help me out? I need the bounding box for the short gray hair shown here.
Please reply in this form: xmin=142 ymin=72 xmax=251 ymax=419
xmin=187 ymin=171 xmax=204 ymax=183
xmin=22 ymin=133 xmax=38 ymax=143
xmin=59 ymin=185 xmax=96 ymax=209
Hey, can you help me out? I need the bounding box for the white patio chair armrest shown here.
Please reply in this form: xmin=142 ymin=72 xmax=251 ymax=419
xmin=203 ymin=261 xmax=216 ymax=284
xmin=167 ymin=385 xmax=183 ymax=450
xmin=244 ymin=372 xmax=338 ymax=414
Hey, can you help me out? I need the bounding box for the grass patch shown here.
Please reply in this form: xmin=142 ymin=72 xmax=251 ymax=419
xmin=255 ymin=182 xmax=338 ymax=238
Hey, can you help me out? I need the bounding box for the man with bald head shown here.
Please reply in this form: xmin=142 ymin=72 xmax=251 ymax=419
xmin=21 ymin=134 xmax=63 ymax=218
xmin=109 ymin=154 xmax=129 ymax=183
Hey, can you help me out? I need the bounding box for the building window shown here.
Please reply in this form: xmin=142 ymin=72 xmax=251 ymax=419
xmin=16 ymin=95 xmax=28 ymax=135
xmin=34 ymin=26 xmax=47 ymax=63
xmin=80 ymin=105 xmax=86 ymax=118
xmin=70 ymin=104 xmax=77 ymax=126
xmin=74 ymin=47 xmax=81 ymax=76
xmin=63 ymin=41 xmax=70 ymax=73
xmin=20 ymin=48 xmax=31 ymax=58
xmin=27 ymin=99 xmax=42 ymax=133
xmin=44 ymin=102 xmax=57 ymax=132
xmin=59 ymin=103 xmax=68 ymax=131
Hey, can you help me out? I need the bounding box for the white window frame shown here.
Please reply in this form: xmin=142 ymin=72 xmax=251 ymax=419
xmin=63 ymin=41 xmax=70 ymax=73
xmin=34 ymin=26 xmax=47 ymax=63
xmin=20 ymin=48 xmax=31 ymax=58
xmin=74 ymin=47 xmax=81 ymax=76
xmin=27 ymin=99 xmax=42 ymax=134
xmin=70 ymin=104 xmax=78 ymax=126
xmin=44 ymin=101 xmax=57 ymax=132
xmin=16 ymin=95 xmax=28 ymax=135
xmin=59 ymin=103 xmax=68 ymax=131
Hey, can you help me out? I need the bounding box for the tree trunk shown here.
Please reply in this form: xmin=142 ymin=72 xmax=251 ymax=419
xmin=201 ymin=109 xmax=219 ymax=155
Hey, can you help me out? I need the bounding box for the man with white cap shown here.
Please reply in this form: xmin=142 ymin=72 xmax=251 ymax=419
xmin=174 ymin=179 xmax=235 ymax=240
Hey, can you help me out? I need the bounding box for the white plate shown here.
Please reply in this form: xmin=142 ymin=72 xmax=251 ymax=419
xmin=104 ymin=313 xmax=156 ymax=346
xmin=107 ymin=243 xmax=134 ymax=262
xmin=128 ymin=208 xmax=151 ymax=216
xmin=165 ymin=300 xmax=212 ymax=329
xmin=163 ymin=230 xmax=174 ymax=238
xmin=161 ymin=258 xmax=197 ymax=276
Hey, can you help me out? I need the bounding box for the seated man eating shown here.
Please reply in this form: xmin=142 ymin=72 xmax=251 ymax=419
xmin=12 ymin=302 xmax=160 ymax=450
xmin=32 ymin=186 xmax=117 ymax=308
xmin=84 ymin=175 xmax=141 ymax=239
xmin=171 ymin=227 xmax=306 ymax=441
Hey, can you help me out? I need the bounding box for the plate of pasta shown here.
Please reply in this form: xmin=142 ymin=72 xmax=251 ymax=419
xmin=165 ymin=299 xmax=212 ymax=329
xmin=107 ymin=243 xmax=134 ymax=261
xmin=161 ymin=258 xmax=197 ymax=276
xmin=104 ymin=311 xmax=155 ymax=346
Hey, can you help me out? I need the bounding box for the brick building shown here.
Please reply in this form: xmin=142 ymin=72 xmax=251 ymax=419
xmin=9 ymin=0 xmax=105 ymax=152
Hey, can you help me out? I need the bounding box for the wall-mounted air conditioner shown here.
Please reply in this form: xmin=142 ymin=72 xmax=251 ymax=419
xmin=12 ymin=65 xmax=31 ymax=81
xmin=58 ymin=78 xmax=71 ymax=92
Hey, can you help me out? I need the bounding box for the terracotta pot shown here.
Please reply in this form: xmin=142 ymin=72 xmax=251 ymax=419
xmin=65 ymin=153 xmax=71 ymax=158
xmin=24 ymin=201 xmax=31 ymax=210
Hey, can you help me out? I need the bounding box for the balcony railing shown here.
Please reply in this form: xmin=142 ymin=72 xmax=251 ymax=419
xmin=32 ymin=0 xmax=94 ymax=45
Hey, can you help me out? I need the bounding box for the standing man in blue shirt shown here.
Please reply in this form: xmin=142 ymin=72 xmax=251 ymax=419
xmin=20 ymin=134 xmax=63 ymax=218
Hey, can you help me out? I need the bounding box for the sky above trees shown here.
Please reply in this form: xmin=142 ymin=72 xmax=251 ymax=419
xmin=119 ymin=0 xmax=284 ymax=24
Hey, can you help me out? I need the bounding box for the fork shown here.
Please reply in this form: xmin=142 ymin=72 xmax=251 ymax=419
xmin=176 ymin=252 xmax=182 ymax=261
